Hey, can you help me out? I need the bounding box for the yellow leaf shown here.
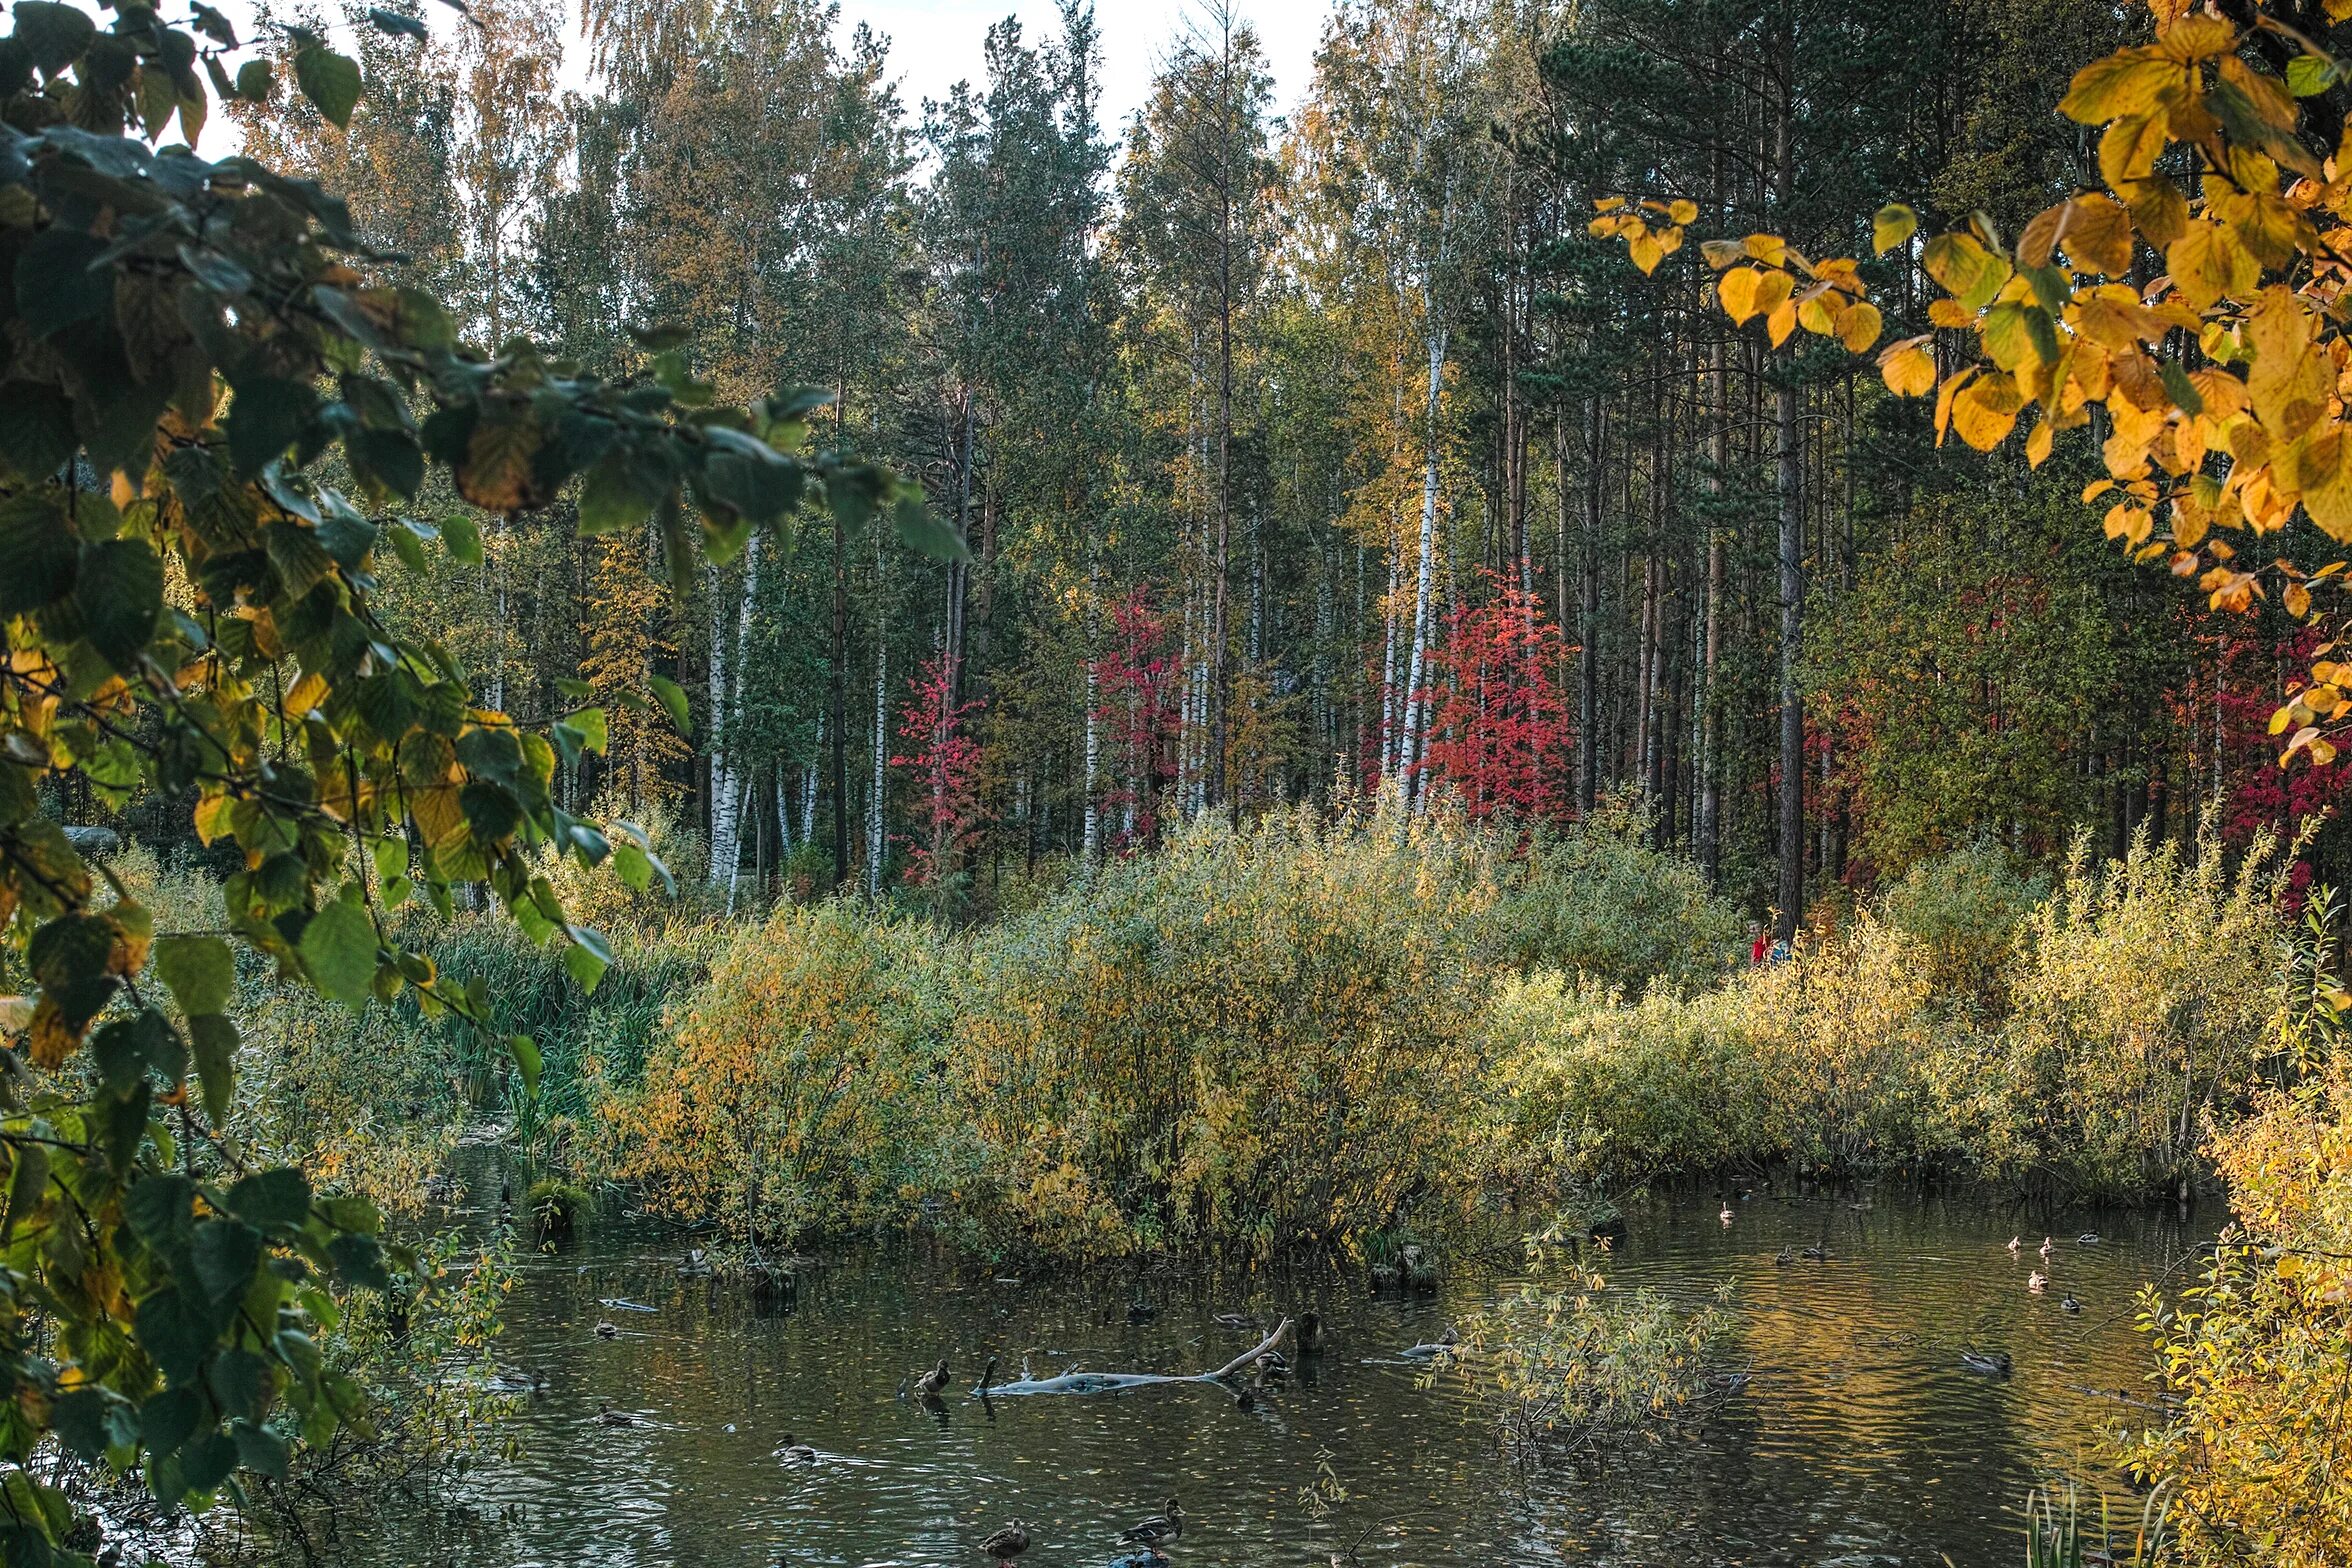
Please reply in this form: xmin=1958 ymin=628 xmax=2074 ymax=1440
xmin=1718 ymin=266 xmax=1765 ymax=324
xmin=2025 ymin=416 xmax=2054 ymax=468
xmin=2018 ymin=200 xmax=2067 ymax=268
xmin=1700 ymin=239 xmax=1746 ymax=269
xmin=2167 ymin=222 xmax=2257 ymax=311
xmin=2297 ymin=422 xmax=2352 ymax=542
xmin=1952 ymin=373 xmax=2024 ymax=451
xmin=1838 ymin=300 xmax=1883 ymax=353
xmin=1666 ymin=198 xmax=1698 ymax=225
xmin=1928 ymin=297 xmax=1977 ymax=329
xmin=1934 ymin=365 xmax=1979 ymax=444
xmin=1629 ymin=229 xmax=1664 ymax=275
xmin=2121 ymin=175 xmax=2189 ymax=249
xmin=1922 ymin=231 xmax=2011 ymax=311
xmin=2059 ymin=49 xmax=2184 ymax=124
xmin=1797 ymin=291 xmax=1839 ymax=337
xmin=1743 ymin=233 xmax=1788 ymax=267
xmin=1593 ymin=195 xmax=1627 ymax=213
xmin=2156 ymin=15 xmax=2237 ymax=63
xmin=2061 ymin=195 xmax=2134 ymax=276
xmin=1766 ymin=299 xmax=1797 ymax=347
xmin=2100 ymin=113 xmax=2167 ymax=188
xmin=1872 ymin=203 xmax=1917 ymax=256
xmin=2287 ymin=580 xmax=2314 ymax=618
xmin=1880 ymin=342 xmax=1936 ymax=398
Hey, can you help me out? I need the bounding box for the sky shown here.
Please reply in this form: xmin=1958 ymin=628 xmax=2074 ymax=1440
xmin=847 ymin=1 xmax=1331 ymax=133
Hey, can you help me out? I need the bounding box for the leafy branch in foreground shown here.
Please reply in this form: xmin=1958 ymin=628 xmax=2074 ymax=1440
xmin=0 ymin=0 xmax=948 ymax=1558
xmin=1594 ymin=0 xmax=2352 ymax=766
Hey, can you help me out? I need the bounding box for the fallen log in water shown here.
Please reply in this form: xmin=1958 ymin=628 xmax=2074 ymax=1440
xmin=978 ymin=1317 xmax=1292 ymax=1397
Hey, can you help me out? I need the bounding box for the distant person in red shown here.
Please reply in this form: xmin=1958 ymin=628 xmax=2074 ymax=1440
xmin=1748 ymin=923 xmax=1769 ymax=966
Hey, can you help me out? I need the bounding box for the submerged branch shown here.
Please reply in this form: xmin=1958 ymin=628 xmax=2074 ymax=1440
xmin=979 ymin=1317 xmax=1292 ymax=1397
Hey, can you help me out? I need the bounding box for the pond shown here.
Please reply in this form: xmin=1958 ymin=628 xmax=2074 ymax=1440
xmin=354 ymin=1181 xmax=2202 ymax=1568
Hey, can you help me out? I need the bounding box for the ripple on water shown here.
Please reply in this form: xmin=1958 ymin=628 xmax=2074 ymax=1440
xmin=344 ymin=1188 xmax=2201 ymax=1568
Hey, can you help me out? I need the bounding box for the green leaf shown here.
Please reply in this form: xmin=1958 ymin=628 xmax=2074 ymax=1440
xmin=227 ymin=377 xmax=317 ymax=478
xmin=2288 ymin=54 xmax=2336 ymax=97
xmin=578 ymin=449 xmax=666 ymax=537
xmin=136 ymin=1288 xmax=213 ymax=1385
xmin=226 ymin=1168 xmax=311 ymax=1231
xmin=18 ymin=228 xmax=111 ymax=340
xmin=566 ymin=707 xmax=608 ymax=755
xmin=366 ymin=6 xmax=429 ymax=37
xmin=613 ymin=841 xmax=652 ymax=893
xmin=562 ymin=940 xmax=607 ymax=995
xmin=892 ymin=494 xmax=969 ymax=562
xmin=2 ymin=1145 xmax=48 ymax=1242
xmin=441 ymin=512 xmax=483 ymax=565
xmin=293 ymin=44 xmax=362 ymax=127
xmin=75 ymin=537 xmax=164 ymax=673
xmin=234 ymin=58 xmax=273 ymax=101
xmin=155 ymin=935 xmax=234 ymax=1016
xmin=123 ymin=1173 xmax=195 ymax=1250
xmin=188 ymin=1013 xmax=237 ymax=1125
xmin=297 ymin=900 xmax=378 ymax=1012
xmin=0 ymin=494 xmax=78 ymax=614
xmin=649 ymin=674 xmax=691 ymax=735
xmin=508 ymin=1033 xmax=542 ymax=1096
xmin=0 ymin=381 xmax=78 ymax=482
xmin=12 ymin=2 xmax=98 ymax=72
xmin=190 ymin=1219 xmax=261 ymax=1303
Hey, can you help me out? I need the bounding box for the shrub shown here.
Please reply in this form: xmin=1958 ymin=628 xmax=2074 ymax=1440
xmin=1878 ymin=842 xmax=2048 ymax=1006
xmin=600 ymin=903 xmax=953 ymax=1246
xmin=1989 ymin=824 xmax=2291 ymax=1199
xmin=950 ymin=803 xmax=1502 ymax=1260
xmin=1479 ymin=792 xmax=1744 ymax=992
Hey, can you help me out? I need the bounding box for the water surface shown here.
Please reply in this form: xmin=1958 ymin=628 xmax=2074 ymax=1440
xmin=360 ymin=1185 xmax=2198 ymax=1568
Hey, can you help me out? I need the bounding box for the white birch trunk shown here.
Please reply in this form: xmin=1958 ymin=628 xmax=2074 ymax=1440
xmin=1400 ymin=315 xmax=1448 ymax=812
xmin=706 ymin=562 xmax=734 ymax=890
xmin=719 ymin=534 xmax=761 ymax=911
xmin=865 ymin=534 xmax=886 ymax=898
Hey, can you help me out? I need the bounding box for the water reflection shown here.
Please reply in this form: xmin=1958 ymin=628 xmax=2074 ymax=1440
xmin=353 ymin=1187 xmax=2200 ymax=1568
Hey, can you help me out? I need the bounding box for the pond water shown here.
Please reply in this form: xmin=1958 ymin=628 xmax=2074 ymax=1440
xmin=354 ymin=1183 xmax=2202 ymax=1568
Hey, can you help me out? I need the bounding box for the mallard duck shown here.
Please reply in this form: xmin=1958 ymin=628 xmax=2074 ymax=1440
xmin=1800 ymin=1244 xmax=1828 ymax=1261
xmin=2060 ymin=1294 xmax=2082 ymax=1314
xmin=2006 ymin=1236 xmax=2022 ymax=1254
xmin=980 ymin=1521 xmax=1031 ymax=1560
xmin=487 ymin=1366 xmax=546 ymax=1395
xmin=1718 ymin=1204 xmax=1735 ymax=1225
xmin=1960 ymin=1350 xmax=2012 ymax=1377
xmin=679 ymin=1247 xmax=712 ymax=1276
xmin=1774 ymin=1245 xmax=1795 ymax=1266
xmin=1125 ymin=1300 xmax=1158 ymax=1324
xmin=2038 ymin=1236 xmax=2055 ymax=1259
xmin=914 ymin=1357 xmax=951 ymax=1397
xmin=1118 ymin=1497 xmax=1184 ymax=1546
xmin=1212 ymin=1312 xmax=1259 ymax=1332
xmin=779 ymin=1433 xmax=817 ymax=1463
xmin=598 ymin=1402 xmax=639 ymax=1427
xmin=2076 ymin=1231 xmax=2101 ymax=1245
xmin=2027 ymin=1270 xmax=2047 ymax=1293
xmin=594 ymin=1321 xmax=619 ymax=1340
xmin=1297 ymin=1311 xmax=1323 ymax=1351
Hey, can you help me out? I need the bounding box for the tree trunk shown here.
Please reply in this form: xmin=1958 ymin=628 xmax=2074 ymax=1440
xmin=1400 ymin=311 xmax=1448 ymax=811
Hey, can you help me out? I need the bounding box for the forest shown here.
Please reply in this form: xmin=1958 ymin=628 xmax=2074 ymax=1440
xmin=2 ymin=0 xmax=2352 ymax=1564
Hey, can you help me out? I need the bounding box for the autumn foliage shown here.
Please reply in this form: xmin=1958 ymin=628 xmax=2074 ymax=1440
xmin=1415 ymin=577 xmax=1577 ymax=824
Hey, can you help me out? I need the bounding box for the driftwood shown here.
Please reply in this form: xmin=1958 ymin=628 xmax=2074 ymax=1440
xmin=977 ymin=1317 xmax=1292 ymax=1397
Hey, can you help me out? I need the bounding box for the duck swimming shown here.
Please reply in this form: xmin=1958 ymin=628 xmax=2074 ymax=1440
xmin=2006 ymin=1236 xmax=2021 ymax=1254
xmin=1774 ymin=1245 xmax=1795 ymax=1266
xmin=2038 ymin=1236 xmax=2055 ymax=1259
xmin=1718 ymin=1204 xmax=1734 ymax=1225
xmin=1400 ymin=1325 xmax=1459 ymax=1360
xmin=2060 ymin=1294 xmax=2082 ymax=1314
xmin=913 ymin=1357 xmax=951 ymax=1397
xmin=2027 ymin=1270 xmax=2047 ymax=1293
xmin=980 ymin=1521 xmax=1031 ymax=1560
xmin=1118 ymin=1498 xmax=1184 ymax=1547
xmin=1960 ymin=1350 xmax=2013 ymax=1377
xmin=598 ymin=1402 xmax=640 ymax=1428
xmin=594 ymin=1321 xmax=619 ymax=1340
xmin=779 ymin=1434 xmax=817 ymax=1463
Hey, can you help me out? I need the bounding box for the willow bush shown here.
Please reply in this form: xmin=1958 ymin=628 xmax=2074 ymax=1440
xmin=950 ymin=803 xmax=1503 ymax=1261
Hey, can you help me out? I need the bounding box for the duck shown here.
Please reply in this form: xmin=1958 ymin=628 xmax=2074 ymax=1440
xmin=2006 ymin=1236 xmax=2022 ymax=1254
xmin=980 ymin=1521 xmax=1031 ymax=1560
xmin=594 ymin=1321 xmax=619 ymax=1340
xmin=1960 ymin=1350 xmax=2013 ymax=1377
xmin=779 ymin=1433 xmax=817 ymax=1463
xmin=2060 ymin=1294 xmax=2082 ymax=1314
xmin=914 ymin=1357 xmax=951 ymax=1397
xmin=679 ymin=1247 xmax=713 ymax=1276
xmin=1718 ymin=1204 xmax=1735 ymax=1225
xmin=1118 ymin=1497 xmax=1184 ymax=1547
xmin=1400 ymin=1325 xmax=1459 ymax=1360
xmin=2038 ymin=1236 xmax=2055 ymax=1259
xmin=2076 ymin=1232 xmax=2102 ymax=1246
xmin=487 ymin=1366 xmax=546 ymax=1395
xmin=1125 ymin=1300 xmax=1159 ymax=1325
xmin=597 ymin=1402 xmax=639 ymax=1427
xmin=1212 ymin=1312 xmax=1260 ymax=1332
xmin=2027 ymin=1270 xmax=2047 ymax=1293
xmin=1296 ymin=1310 xmax=1323 ymax=1352
xmin=1800 ymin=1244 xmax=1828 ymax=1261
xmin=1774 ymin=1245 xmax=1795 ymax=1266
